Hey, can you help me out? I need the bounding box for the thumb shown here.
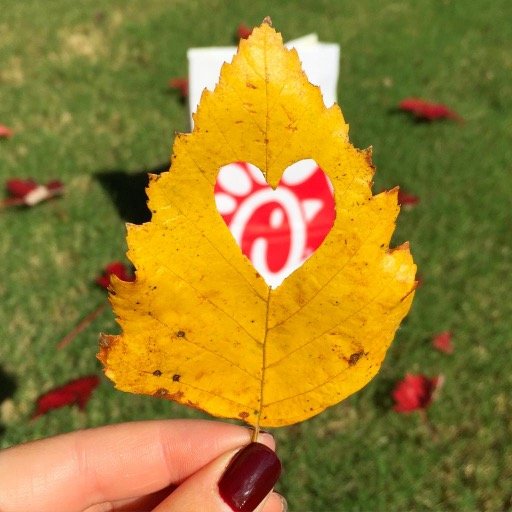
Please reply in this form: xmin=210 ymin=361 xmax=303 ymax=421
xmin=153 ymin=440 xmax=284 ymax=512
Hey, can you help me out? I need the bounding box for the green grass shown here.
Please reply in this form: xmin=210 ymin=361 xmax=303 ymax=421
xmin=1 ymin=1 xmax=511 ymax=510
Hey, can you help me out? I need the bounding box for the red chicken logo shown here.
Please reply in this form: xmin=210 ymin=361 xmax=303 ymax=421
xmin=215 ymin=159 xmax=335 ymax=287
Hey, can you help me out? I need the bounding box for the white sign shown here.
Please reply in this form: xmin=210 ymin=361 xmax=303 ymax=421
xmin=187 ymin=33 xmax=340 ymax=128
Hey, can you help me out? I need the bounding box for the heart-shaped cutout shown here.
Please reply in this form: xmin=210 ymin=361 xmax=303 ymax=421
xmin=215 ymin=159 xmax=335 ymax=288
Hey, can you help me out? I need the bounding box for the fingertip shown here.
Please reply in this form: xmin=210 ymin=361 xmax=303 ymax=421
xmin=254 ymin=430 xmax=276 ymax=451
xmin=219 ymin=442 xmax=281 ymax=511
xmin=262 ymin=492 xmax=288 ymax=512
xmin=154 ymin=441 xmax=282 ymax=512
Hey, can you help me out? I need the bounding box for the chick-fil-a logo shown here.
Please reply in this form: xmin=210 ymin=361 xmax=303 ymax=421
xmin=214 ymin=159 xmax=335 ymax=288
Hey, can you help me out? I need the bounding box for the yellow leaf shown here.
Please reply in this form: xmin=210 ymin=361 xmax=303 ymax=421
xmin=98 ymin=21 xmax=416 ymax=428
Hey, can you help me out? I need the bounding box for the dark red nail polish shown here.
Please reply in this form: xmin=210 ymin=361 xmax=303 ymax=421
xmin=218 ymin=442 xmax=282 ymax=512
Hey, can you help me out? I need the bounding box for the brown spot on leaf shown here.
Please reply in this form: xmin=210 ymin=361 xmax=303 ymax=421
xmin=99 ymin=333 xmax=115 ymax=348
xmin=153 ymin=370 xmax=162 ymax=377
xmin=154 ymin=388 xmax=168 ymax=398
xmin=246 ymin=82 xmax=257 ymax=89
xmin=176 ymin=330 xmax=185 ymax=338
xmin=348 ymin=350 xmax=365 ymax=366
xmin=167 ymin=391 xmax=184 ymax=401
xmin=97 ymin=334 xmax=119 ymax=365
xmin=238 ymin=411 xmax=250 ymax=419
xmin=173 ymin=374 xmax=181 ymax=382
xmin=362 ymin=146 xmax=375 ymax=171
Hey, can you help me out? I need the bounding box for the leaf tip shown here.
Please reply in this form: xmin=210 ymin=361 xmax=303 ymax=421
xmin=262 ymin=16 xmax=273 ymax=27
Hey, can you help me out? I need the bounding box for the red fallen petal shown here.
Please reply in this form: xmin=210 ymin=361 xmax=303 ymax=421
xmin=96 ymin=261 xmax=135 ymax=289
xmin=168 ymin=77 xmax=189 ymax=99
xmin=6 ymin=179 xmax=38 ymax=198
xmin=399 ymin=97 xmax=462 ymax=122
xmin=46 ymin=180 xmax=64 ymax=192
xmin=4 ymin=179 xmax=64 ymax=207
xmin=398 ymin=189 xmax=420 ymax=206
xmin=32 ymin=375 xmax=100 ymax=418
xmin=96 ymin=275 xmax=111 ymax=289
xmin=433 ymin=331 xmax=454 ymax=354
xmin=237 ymin=23 xmax=253 ymax=40
xmin=0 ymin=124 xmax=14 ymax=138
xmin=392 ymin=374 xmax=441 ymax=413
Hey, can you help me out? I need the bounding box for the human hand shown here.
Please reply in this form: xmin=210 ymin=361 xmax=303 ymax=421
xmin=0 ymin=419 xmax=285 ymax=512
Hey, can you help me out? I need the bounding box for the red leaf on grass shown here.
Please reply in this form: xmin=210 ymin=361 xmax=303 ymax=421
xmin=393 ymin=374 xmax=443 ymax=413
xmin=32 ymin=376 xmax=100 ymax=418
xmin=399 ymin=98 xmax=463 ymax=122
xmin=46 ymin=180 xmax=64 ymax=192
xmin=168 ymin=77 xmax=189 ymax=99
xmin=432 ymin=331 xmax=454 ymax=354
xmin=398 ymin=189 xmax=420 ymax=207
xmin=0 ymin=124 xmax=14 ymax=138
xmin=6 ymin=179 xmax=38 ymax=197
xmin=2 ymin=178 xmax=64 ymax=208
xmin=96 ymin=261 xmax=135 ymax=289
xmin=237 ymin=23 xmax=253 ymax=40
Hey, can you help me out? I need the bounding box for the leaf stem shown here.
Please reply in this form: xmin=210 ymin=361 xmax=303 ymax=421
xmin=57 ymin=301 xmax=107 ymax=349
xmin=251 ymin=425 xmax=260 ymax=443
xmin=254 ymin=287 xmax=272 ymax=442
xmin=0 ymin=197 xmax=26 ymax=209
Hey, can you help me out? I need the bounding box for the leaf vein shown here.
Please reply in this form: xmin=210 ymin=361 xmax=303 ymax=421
xmin=160 ymin=261 xmax=261 ymax=346
xmin=270 ymin=214 xmax=373 ymax=330
xmin=267 ymin=286 xmax=387 ymax=370
xmin=167 ymin=203 xmax=267 ymax=301
xmin=148 ymin=309 xmax=260 ymax=382
xmin=176 ymin=379 xmax=256 ymax=410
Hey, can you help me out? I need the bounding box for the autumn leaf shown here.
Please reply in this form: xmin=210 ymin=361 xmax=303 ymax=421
xmin=399 ymin=98 xmax=463 ymax=122
xmin=397 ymin=188 xmax=420 ymax=207
xmin=32 ymin=376 xmax=100 ymax=418
xmin=236 ymin=23 xmax=253 ymax=40
xmin=96 ymin=260 xmax=135 ymax=289
xmin=6 ymin=178 xmax=38 ymax=197
xmin=392 ymin=374 xmax=442 ymax=413
xmin=0 ymin=124 xmax=13 ymax=138
xmin=99 ymin=21 xmax=416 ymax=430
xmin=432 ymin=331 xmax=454 ymax=354
xmin=1 ymin=178 xmax=64 ymax=208
xmin=168 ymin=77 xmax=189 ymax=100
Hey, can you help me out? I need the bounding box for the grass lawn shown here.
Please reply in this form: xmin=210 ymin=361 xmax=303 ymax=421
xmin=1 ymin=0 xmax=511 ymax=510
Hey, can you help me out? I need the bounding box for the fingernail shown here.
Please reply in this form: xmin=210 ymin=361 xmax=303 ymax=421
xmin=276 ymin=493 xmax=288 ymax=512
xmin=218 ymin=442 xmax=282 ymax=512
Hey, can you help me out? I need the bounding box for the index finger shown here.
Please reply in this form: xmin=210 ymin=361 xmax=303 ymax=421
xmin=0 ymin=419 xmax=269 ymax=512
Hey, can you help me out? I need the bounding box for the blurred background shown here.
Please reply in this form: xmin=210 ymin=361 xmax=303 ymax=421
xmin=0 ymin=1 xmax=511 ymax=510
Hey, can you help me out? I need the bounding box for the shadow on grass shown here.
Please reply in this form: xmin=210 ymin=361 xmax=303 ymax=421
xmin=95 ymin=163 xmax=169 ymax=224
xmin=372 ymin=376 xmax=397 ymax=412
xmin=0 ymin=368 xmax=17 ymax=437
